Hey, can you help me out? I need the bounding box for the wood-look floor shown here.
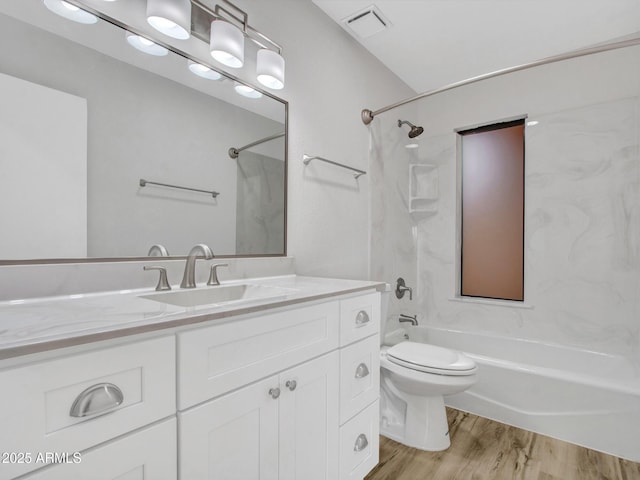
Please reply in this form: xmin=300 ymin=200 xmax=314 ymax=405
xmin=365 ymin=408 xmax=640 ymax=480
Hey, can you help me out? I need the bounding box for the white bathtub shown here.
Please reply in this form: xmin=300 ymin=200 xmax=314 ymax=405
xmin=388 ymin=325 xmax=640 ymax=462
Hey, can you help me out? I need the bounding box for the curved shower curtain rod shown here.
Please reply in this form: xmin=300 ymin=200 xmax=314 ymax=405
xmin=361 ymin=35 xmax=640 ymax=125
xmin=228 ymin=132 xmax=285 ymax=159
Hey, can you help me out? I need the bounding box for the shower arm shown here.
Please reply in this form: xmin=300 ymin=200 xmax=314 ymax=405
xmin=361 ymin=35 xmax=640 ymax=125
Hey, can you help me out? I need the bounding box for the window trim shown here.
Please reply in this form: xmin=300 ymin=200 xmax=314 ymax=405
xmin=455 ymin=116 xmax=527 ymax=302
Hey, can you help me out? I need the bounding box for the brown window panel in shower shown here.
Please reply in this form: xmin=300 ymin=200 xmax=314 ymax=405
xmin=459 ymin=119 xmax=524 ymax=301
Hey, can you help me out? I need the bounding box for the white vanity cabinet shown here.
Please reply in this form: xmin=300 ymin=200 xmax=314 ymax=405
xmin=176 ymin=292 xmax=381 ymax=480
xmin=0 ymin=284 xmax=382 ymax=480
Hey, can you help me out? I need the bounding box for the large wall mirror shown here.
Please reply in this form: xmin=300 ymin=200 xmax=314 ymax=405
xmin=0 ymin=0 xmax=287 ymax=263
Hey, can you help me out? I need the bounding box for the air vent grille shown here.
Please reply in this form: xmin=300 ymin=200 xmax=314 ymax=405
xmin=343 ymin=5 xmax=390 ymax=39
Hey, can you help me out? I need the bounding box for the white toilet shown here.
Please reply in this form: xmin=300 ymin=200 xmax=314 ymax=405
xmin=379 ymin=290 xmax=477 ymax=451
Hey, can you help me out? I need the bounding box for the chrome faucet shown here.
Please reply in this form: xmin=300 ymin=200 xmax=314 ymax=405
xmin=180 ymin=244 xmax=214 ymax=289
xmin=399 ymin=314 xmax=418 ymax=326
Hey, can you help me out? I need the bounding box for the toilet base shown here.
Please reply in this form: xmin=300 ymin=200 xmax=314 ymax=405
xmin=381 ymin=381 xmax=451 ymax=451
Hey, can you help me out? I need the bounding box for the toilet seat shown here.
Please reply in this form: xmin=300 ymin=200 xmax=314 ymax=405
xmin=386 ymin=341 xmax=477 ymax=376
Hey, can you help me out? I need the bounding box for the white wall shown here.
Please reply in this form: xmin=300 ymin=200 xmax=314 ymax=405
xmin=372 ymin=46 xmax=640 ymax=362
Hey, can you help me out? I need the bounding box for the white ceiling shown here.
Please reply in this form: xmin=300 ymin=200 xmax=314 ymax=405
xmin=312 ymin=0 xmax=640 ymax=93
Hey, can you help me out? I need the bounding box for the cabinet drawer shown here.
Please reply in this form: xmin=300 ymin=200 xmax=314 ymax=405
xmin=21 ymin=418 xmax=177 ymax=480
xmin=339 ymin=400 xmax=379 ymax=480
xmin=339 ymin=335 xmax=380 ymax=425
xmin=0 ymin=336 xmax=175 ymax=480
xmin=177 ymin=301 xmax=339 ymax=409
xmin=339 ymin=293 xmax=380 ymax=347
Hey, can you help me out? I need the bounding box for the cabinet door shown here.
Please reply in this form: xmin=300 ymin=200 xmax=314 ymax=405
xmin=178 ymin=376 xmax=279 ymax=480
xmin=22 ymin=418 xmax=176 ymax=480
xmin=279 ymin=352 xmax=340 ymax=480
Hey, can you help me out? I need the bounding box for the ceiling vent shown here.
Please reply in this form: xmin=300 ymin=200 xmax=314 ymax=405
xmin=343 ymin=5 xmax=390 ymax=39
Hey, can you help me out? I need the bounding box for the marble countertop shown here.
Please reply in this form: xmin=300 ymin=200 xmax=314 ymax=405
xmin=0 ymin=275 xmax=385 ymax=359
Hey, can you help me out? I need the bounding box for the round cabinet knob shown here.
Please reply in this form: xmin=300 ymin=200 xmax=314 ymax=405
xmin=355 ymin=310 xmax=370 ymax=326
xmin=285 ymin=380 xmax=297 ymax=391
xmin=354 ymin=433 xmax=369 ymax=452
xmin=355 ymin=363 xmax=370 ymax=379
xmin=268 ymin=387 xmax=281 ymax=399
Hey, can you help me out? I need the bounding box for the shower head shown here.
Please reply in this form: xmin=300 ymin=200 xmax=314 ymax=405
xmin=397 ymin=119 xmax=424 ymax=138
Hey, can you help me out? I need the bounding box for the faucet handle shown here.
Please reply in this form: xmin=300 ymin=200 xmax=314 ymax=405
xmin=207 ymin=263 xmax=229 ymax=286
xmin=395 ymin=277 xmax=413 ymax=300
xmin=144 ymin=266 xmax=171 ymax=291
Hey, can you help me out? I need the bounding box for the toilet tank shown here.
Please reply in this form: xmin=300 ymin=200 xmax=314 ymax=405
xmin=380 ymin=283 xmax=391 ymax=346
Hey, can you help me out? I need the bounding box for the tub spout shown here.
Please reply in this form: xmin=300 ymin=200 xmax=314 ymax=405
xmin=399 ymin=314 xmax=418 ymax=326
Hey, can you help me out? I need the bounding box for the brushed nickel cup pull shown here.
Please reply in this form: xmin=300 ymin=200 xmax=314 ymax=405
xmin=269 ymin=387 xmax=281 ymax=399
xmin=354 ymin=433 xmax=369 ymax=452
xmin=355 ymin=310 xmax=370 ymax=326
xmin=285 ymin=380 xmax=297 ymax=391
xmin=355 ymin=363 xmax=370 ymax=379
xmin=69 ymin=383 xmax=124 ymax=418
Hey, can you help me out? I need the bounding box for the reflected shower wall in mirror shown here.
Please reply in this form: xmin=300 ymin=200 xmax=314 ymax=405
xmin=0 ymin=1 xmax=287 ymax=262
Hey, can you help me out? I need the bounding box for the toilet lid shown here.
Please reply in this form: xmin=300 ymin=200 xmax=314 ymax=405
xmin=386 ymin=341 xmax=477 ymax=376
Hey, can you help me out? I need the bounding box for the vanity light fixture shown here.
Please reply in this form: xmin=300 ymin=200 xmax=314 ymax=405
xmin=193 ymin=0 xmax=285 ymax=89
xmin=126 ymin=32 xmax=169 ymax=56
xmin=43 ymin=0 xmax=98 ymax=24
xmin=45 ymin=0 xmax=284 ymax=89
xmin=210 ymin=19 xmax=245 ymax=68
xmin=188 ymin=60 xmax=222 ymax=80
xmin=234 ymin=83 xmax=263 ymax=99
xmin=256 ymin=49 xmax=285 ymax=90
xmin=147 ymin=0 xmax=191 ymax=40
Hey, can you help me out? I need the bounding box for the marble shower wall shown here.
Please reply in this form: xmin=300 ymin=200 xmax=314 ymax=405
xmin=369 ymin=104 xmax=422 ymax=333
xmin=371 ymin=47 xmax=640 ymax=364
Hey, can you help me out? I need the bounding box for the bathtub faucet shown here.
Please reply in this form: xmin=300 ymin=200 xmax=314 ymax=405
xmin=399 ymin=314 xmax=418 ymax=326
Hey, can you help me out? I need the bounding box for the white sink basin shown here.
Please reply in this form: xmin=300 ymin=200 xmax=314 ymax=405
xmin=139 ymin=284 xmax=294 ymax=307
